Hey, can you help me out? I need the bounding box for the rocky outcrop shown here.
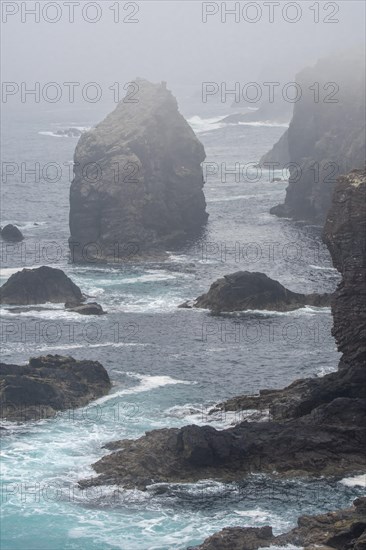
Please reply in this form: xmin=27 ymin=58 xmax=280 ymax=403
xmin=0 ymin=224 xmax=24 ymax=242
xmin=0 ymin=355 xmax=111 ymax=421
xmin=79 ymin=397 xmax=365 ymax=490
xmin=189 ymin=497 xmax=366 ymax=550
xmin=180 ymin=271 xmax=331 ymax=313
xmin=266 ymin=50 xmax=365 ymax=221
xmin=79 ymin=169 xmax=366 ymax=491
xmin=69 ymin=79 xmax=208 ymax=262
xmin=0 ymin=266 xmax=84 ymax=305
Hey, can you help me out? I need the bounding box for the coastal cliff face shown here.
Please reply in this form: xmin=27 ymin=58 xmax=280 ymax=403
xmin=263 ymin=51 xmax=365 ymax=221
xmin=79 ymin=170 xmax=366 ymax=493
xmin=69 ymin=79 xmax=207 ymax=261
xmin=323 ymin=169 xmax=366 ymax=371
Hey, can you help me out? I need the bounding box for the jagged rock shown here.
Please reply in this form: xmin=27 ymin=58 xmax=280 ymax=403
xmin=181 ymin=271 xmax=331 ymax=313
xmin=266 ymin=51 xmax=366 ymax=221
xmin=65 ymin=301 xmax=105 ymax=315
xmin=79 ymin=397 xmax=366 ymax=489
xmin=189 ymin=498 xmax=366 ymax=550
xmin=0 ymin=266 xmax=84 ymax=305
xmin=69 ymin=79 xmax=208 ymax=262
xmin=0 ymin=355 xmax=111 ymax=421
xmin=0 ymin=224 xmax=24 ymax=242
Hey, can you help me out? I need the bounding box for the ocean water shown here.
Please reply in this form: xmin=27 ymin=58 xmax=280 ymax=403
xmin=1 ymin=97 xmax=364 ymax=550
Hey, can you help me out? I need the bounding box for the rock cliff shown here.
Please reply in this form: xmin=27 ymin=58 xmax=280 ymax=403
xmin=79 ymin=169 xmax=366 ymax=491
xmin=263 ymin=51 xmax=365 ymax=221
xmin=324 ymin=169 xmax=366 ymax=371
xmin=69 ymin=79 xmax=208 ymax=261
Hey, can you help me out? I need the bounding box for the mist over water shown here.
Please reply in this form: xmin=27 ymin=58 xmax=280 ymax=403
xmin=1 ymin=2 xmax=365 ymax=549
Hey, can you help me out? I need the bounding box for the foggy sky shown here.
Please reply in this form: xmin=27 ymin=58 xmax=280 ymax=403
xmin=2 ymin=1 xmax=365 ymax=102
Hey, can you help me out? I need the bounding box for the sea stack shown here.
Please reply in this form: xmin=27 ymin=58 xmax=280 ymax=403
xmin=69 ymin=79 xmax=208 ymax=262
xmin=263 ymin=50 xmax=366 ymax=221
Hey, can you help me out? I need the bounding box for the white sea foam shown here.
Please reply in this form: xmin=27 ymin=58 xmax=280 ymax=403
xmin=309 ymin=264 xmax=337 ymax=271
xmin=187 ymin=115 xmax=226 ymax=133
xmin=340 ymin=474 xmax=366 ymax=488
xmin=165 ymin=403 xmax=269 ymax=429
xmin=238 ymin=120 xmax=289 ymax=128
xmin=222 ymin=306 xmax=330 ymax=317
xmin=36 ymin=342 xmax=145 ymax=353
xmin=38 ymin=126 xmax=90 ymax=138
xmin=94 ymin=373 xmax=194 ymax=405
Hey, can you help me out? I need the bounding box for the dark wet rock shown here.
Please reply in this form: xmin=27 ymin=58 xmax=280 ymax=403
xmin=0 ymin=355 xmax=111 ymax=421
xmin=189 ymin=497 xmax=366 ymax=550
xmin=181 ymin=271 xmax=331 ymax=313
xmin=0 ymin=266 xmax=84 ymax=305
xmin=187 ymin=526 xmax=274 ymax=550
xmin=0 ymin=224 xmax=24 ymax=242
xmin=79 ymin=397 xmax=366 ymax=490
xmin=65 ymin=301 xmax=106 ymax=315
xmin=69 ymin=79 xmax=208 ymax=262
xmin=266 ymin=51 xmax=366 ymax=222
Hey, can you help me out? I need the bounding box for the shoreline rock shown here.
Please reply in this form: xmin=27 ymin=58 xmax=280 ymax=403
xmin=179 ymin=271 xmax=331 ymax=313
xmin=69 ymin=79 xmax=208 ymax=262
xmin=188 ymin=497 xmax=366 ymax=550
xmin=0 ymin=355 xmax=111 ymax=421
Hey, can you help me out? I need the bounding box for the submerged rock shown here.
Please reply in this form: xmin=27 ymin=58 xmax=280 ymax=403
xmin=180 ymin=271 xmax=331 ymax=313
xmin=69 ymin=79 xmax=208 ymax=262
xmin=65 ymin=301 xmax=105 ymax=315
xmin=55 ymin=127 xmax=83 ymax=138
xmin=0 ymin=355 xmax=111 ymax=421
xmin=265 ymin=50 xmax=366 ymax=222
xmin=0 ymin=224 xmax=24 ymax=242
xmin=0 ymin=266 xmax=84 ymax=305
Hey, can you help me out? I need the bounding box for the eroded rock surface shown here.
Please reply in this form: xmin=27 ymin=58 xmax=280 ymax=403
xmin=69 ymin=79 xmax=208 ymax=262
